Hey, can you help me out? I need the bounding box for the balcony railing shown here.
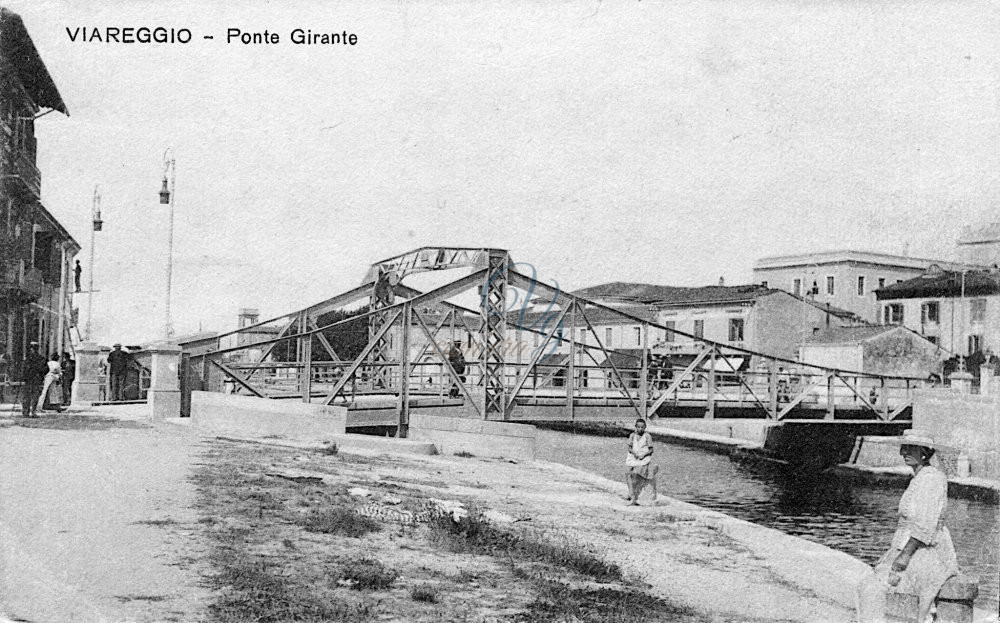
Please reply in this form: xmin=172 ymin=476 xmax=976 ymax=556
xmin=0 ymin=259 xmax=43 ymax=299
xmin=3 ymin=146 xmax=41 ymax=199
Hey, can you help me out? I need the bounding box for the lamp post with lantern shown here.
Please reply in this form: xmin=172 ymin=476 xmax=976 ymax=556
xmin=84 ymin=185 xmax=102 ymax=341
xmin=159 ymin=149 xmax=176 ymax=339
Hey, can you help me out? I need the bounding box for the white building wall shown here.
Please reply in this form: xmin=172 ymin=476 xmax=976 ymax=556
xmin=879 ymin=294 xmax=1000 ymax=357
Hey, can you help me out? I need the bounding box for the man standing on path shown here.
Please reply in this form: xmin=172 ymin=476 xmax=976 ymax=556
xmin=19 ymin=342 xmax=48 ymax=418
xmin=61 ymin=352 xmax=75 ymax=405
xmin=107 ymin=344 xmax=130 ymax=402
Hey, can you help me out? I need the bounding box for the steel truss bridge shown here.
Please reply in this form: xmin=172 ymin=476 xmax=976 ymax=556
xmin=183 ymin=247 xmax=924 ymax=432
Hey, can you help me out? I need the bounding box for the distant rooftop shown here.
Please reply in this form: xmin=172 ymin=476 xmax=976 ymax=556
xmin=802 ymin=325 xmax=923 ymax=346
xmin=876 ymin=268 xmax=1000 ymax=300
xmin=754 ymin=250 xmax=980 ymax=272
xmin=958 ymin=222 xmax=1000 ymax=245
xmin=570 ymin=281 xmax=773 ymax=307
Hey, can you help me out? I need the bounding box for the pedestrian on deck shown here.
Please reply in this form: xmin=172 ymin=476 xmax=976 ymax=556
xmin=19 ymin=342 xmax=48 ymax=418
xmin=625 ymin=418 xmax=658 ymax=506
xmin=855 ymin=430 xmax=959 ymax=623
xmin=107 ymin=343 xmax=131 ymax=402
xmin=447 ymin=343 xmax=467 ymax=399
xmin=38 ymin=353 xmax=63 ymax=413
xmin=61 ymin=352 xmax=76 ymax=405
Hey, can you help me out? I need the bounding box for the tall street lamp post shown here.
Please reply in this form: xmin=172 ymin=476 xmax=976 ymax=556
xmin=160 ymin=149 xmax=176 ymax=339
xmin=85 ymin=185 xmax=102 ymax=341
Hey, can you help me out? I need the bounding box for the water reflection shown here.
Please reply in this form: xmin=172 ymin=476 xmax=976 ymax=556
xmin=537 ymin=428 xmax=999 ymax=608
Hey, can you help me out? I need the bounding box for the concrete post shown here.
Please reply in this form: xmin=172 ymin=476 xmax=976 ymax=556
xmin=949 ymin=370 xmax=974 ymax=395
xmin=147 ymin=342 xmax=182 ymax=421
xmin=72 ymin=341 xmax=104 ymax=405
xmin=978 ymin=365 xmax=994 ymax=396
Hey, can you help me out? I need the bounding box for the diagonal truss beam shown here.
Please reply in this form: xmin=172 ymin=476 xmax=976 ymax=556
xmin=322 ymin=309 xmax=401 ymax=405
xmin=833 ymin=373 xmax=880 ymax=416
xmin=414 ymin=311 xmax=483 ymax=418
xmin=576 ymin=304 xmax=641 ymax=417
xmin=209 ymin=359 xmax=265 ymax=398
xmin=505 ymin=304 xmax=571 ymax=413
xmin=648 ymin=349 xmax=711 ymax=415
xmin=777 ymin=373 xmax=830 ymax=420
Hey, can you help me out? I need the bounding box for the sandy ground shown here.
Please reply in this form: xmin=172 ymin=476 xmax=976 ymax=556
xmin=0 ymin=403 xmax=963 ymax=622
xmin=0 ymin=405 xmax=211 ymax=623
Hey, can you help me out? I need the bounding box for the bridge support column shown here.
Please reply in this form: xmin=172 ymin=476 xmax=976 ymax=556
xmin=705 ymin=347 xmax=716 ymax=419
xmin=397 ymin=303 xmax=411 ymax=437
xmin=480 ymin=250 xmax=509 ymax=419
xmin=148 ymin=342 xmax=182 ymax=422
xmin=71 ymin=341 xmax=104 ymax=405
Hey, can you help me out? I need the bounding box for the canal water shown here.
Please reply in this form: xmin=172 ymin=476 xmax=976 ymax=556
xmin=536 ymin=427 xmax=1000 ymax=609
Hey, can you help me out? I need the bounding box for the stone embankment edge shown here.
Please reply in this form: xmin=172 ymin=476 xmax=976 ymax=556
xmin=645 ymin=423 xmax=1000 ymax=501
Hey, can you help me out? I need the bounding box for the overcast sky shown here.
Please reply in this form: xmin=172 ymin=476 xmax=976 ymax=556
xmin=10 ymin=0 xmax=1000 ymax=344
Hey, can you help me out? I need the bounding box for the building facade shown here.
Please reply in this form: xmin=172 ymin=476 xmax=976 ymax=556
xmin=753 ymin=250 xmax=979 ymax=324
xmin=957 ymin=222 xmax=1000 ymax=267
xmin=0 ymin=9 xmax=76 ymax=367
xmin=875 ymin=267 xmax=1000 ymax=359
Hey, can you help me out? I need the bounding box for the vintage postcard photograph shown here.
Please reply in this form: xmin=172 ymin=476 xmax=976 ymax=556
xmin=0 ymin=1 xmax=997 ymax=622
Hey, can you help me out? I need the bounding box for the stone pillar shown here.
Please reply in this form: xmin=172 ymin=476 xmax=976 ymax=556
xmin=979 ymin=365 xmax=994 ymax=397
xmin=948 ymin=370 xmax=974 ymax=395
xmin=72 ymin=341 xmax=104 ymax=405
xmin=148 ymin=342 xmax=181 ymax=421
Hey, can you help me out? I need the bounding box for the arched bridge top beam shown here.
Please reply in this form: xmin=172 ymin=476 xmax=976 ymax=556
xmin=361 ymin=246 xmax=511 ymax=286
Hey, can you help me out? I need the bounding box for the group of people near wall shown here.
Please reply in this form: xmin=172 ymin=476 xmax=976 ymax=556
xmin=623 ymin=420 xmax=965 ymax=623
xmin=15 ymin=342 xmax=75 ymax=418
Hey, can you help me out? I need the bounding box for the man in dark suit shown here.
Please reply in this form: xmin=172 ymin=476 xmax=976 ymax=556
xmin=20 ymin=342 xmax=48 ymax=418
xmin=107 ymin=343 xmax=131 ymax=402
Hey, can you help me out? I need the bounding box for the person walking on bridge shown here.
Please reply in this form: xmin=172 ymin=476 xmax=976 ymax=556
xmin=625 ymin=418 xmax=658 ymax=506
xmin=19 ymin=342 xmax=48 ymax=418
xmin=108 ymin=343 xmax=131 ymax=402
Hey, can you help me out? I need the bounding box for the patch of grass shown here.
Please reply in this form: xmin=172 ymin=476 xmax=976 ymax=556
xmin=454 ymin=450 xmax=474 ymax=458
xmin=430 ymin=509 xmax=621 ymax=583
xmin=16 ymin=414 xmax=149 ymax=430
xmin=511 ymin=580 xmax=705 ymax=623
xmin=115 ymin=594 xmax=167 ymax=603
xmin=133 ymin=518 xmax=179 ymax=527
xmin=209 ymin=548 xmax=371 ymax=622
xmin=295 ymin=506 xmax=381 ymax=537
xmin=409 ymin=584 xmax=439 ymax=603
xmin=337 ymin=556 xmax=398 ymax=591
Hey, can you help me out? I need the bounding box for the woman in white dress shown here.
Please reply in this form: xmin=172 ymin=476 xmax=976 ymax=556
xmin=37 ymin=353 xmax=63 ymax=413
xmin=856 ymin=430 xmax=959 ymax=623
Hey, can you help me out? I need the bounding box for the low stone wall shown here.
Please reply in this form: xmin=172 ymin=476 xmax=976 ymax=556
xmin=408 ymin=413 xmax=536 ymax=461
xmin=189 ymin=391 xmax=348 ymax=440
xmin=648 ymin=418 xmax=774 ymax=445
xmin=913 ymin=389 xmax=1000 ymax=482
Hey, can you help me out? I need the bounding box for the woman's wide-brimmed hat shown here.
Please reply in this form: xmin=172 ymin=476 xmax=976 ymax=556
xmin=887 ymin=429 xmax=953 ymax=451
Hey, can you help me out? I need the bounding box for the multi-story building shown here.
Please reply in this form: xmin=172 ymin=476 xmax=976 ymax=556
xmin=753 ymin=250 xmax=979 ymax=324
xmin=522 ymin=281 xmax=863 ymax=363
xmin=875 ymin=267 xmax=1000 ymax=359
xmin=0 ymin=9 xmax=76 ymax=366
xmin=957 ymin=222 xmax=1000 ymax=267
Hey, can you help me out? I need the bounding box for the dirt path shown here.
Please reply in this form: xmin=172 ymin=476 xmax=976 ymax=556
xmin=0 ymin=408 xmax=211 ymax=623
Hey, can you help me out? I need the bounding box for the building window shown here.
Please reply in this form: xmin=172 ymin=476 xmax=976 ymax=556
xmin=634 ymin=327 xmax=642 ymax=346
xmin=728 ymin=318 xmax=744 ymax=342
xmin=663 ymin=321 xmax=675 ymax=342
xmin=884 ymin=303 xmax=904 ymax=325
xmin=826 ymin=276 xmax=835 ymax=296
xmin=605 ymin=327 xmax=613 ymax=347
xmin=693 ymin=319 xmax=704 ymax=339
xmin=578 ymin=328 xmax=586 ymax=344
xmin=878 ymin=277 xmax=885 ymax=289
xmin=970 ymin=299 xmax=987 ymax=323
xmin=793 ymin=279 xmax=801 ymax=296
xmin=969 ymin=334 xmax=983 ymax=354
xmin=857 ymin=276 xmax=865 ymax=296
xmin=921 ymin=301 xmax=940 ymax=325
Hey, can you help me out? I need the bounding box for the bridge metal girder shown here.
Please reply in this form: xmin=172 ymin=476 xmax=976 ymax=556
xmin=481 ymin=250 xmax=510 ymax=418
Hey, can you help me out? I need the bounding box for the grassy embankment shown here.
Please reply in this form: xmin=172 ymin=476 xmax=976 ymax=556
xmin=191 ymin=438 xmax=706 ymax=622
